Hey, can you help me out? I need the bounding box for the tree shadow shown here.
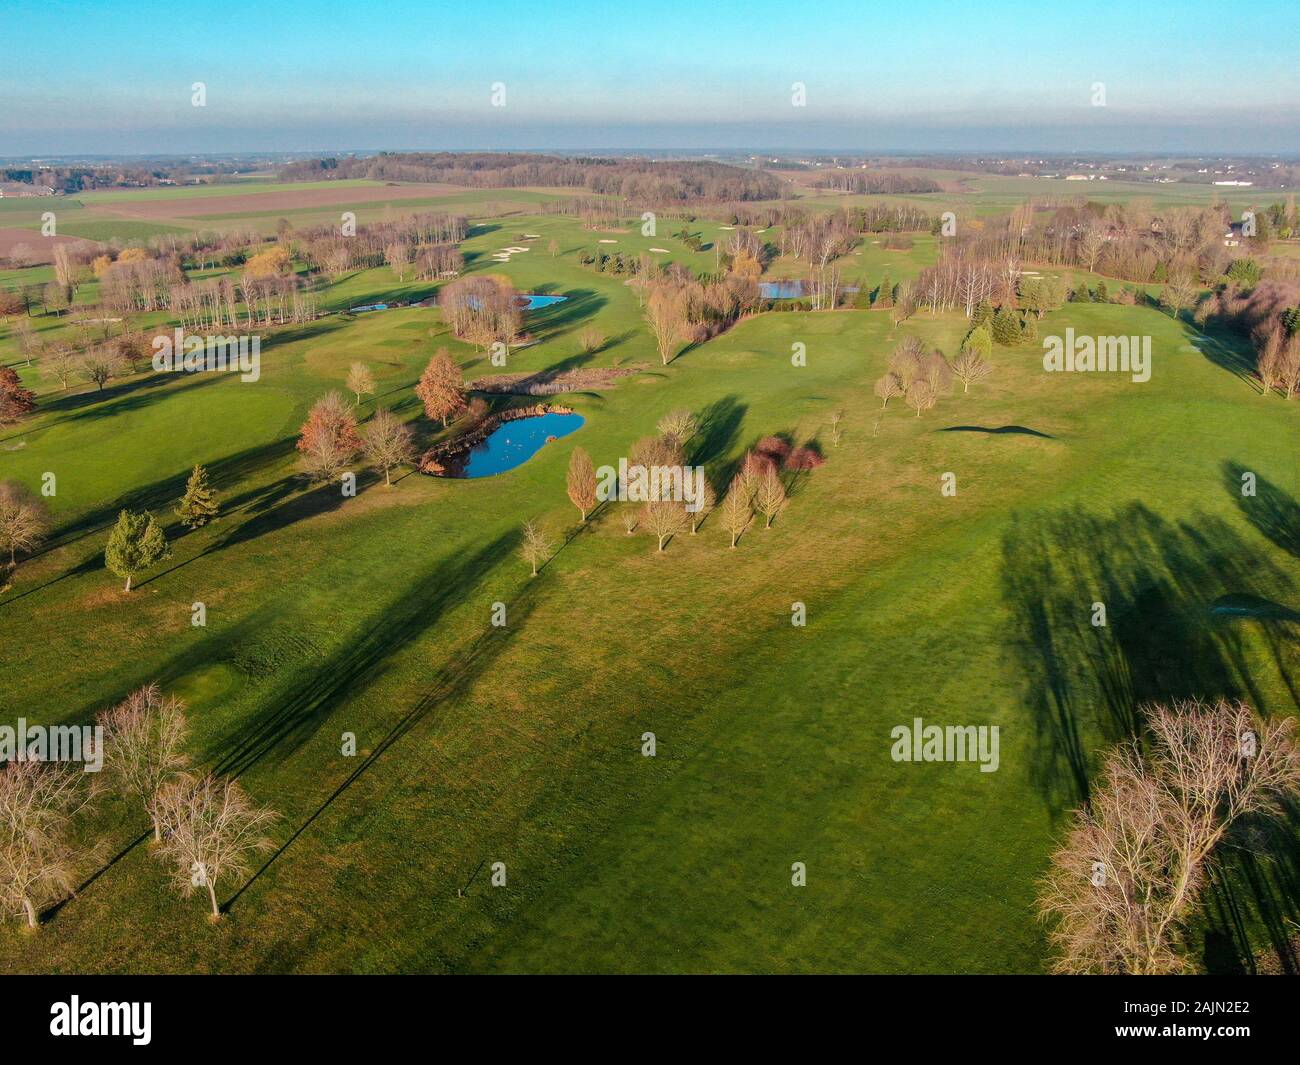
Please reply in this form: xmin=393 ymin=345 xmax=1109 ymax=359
xmin=940 ymin=424 xmax=1055 ymax=439
xmin=1224 ymin=462 xmax=1300 ymax=559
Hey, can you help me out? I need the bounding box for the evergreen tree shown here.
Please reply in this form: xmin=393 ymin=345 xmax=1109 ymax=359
xmin=874 ymin=275 xmax=894 ymax=308
xmin=966 ymin=324 xmax=993 ymax=359
xmin=991 ymin=307 xmax=1022 ymax=346
xmin=176 ymin=465 xmax=219 ymax=529
xmin=972 ymin=300 xmax=994 ymax=328
xmin=105 ymin=509 xmax=171 ymax=592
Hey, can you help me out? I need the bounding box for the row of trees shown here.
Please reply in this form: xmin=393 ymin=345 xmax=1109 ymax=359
xmin=0 ymin=685 xmax=276 ymax=925
xmin=874 ymin=336 xmax=994 ymax=417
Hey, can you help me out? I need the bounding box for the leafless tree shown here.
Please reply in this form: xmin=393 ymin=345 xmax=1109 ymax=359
xmin=645 ymin=285 xmax=687 ymax=366
xmin=566 ymin=446 xmax=599 ymax=521
xmin=829 ymin=409 xmax=844 ymax=447
xmin=1037 ymin=698 xmax=1300 ymax=974
xmin=657 ymin=408 xmax=698 ymax=447
xmin=360 ymin=407 xmax=415 ymax=486
xmin=874 ymin=373 xmax=904 ymax=409
xmin=154 ymin=773 xmax=277 ymax=920
xmin=0 ymin=481 xmax=49 ymax=570
xmin=0 ymin=761 xmax=99 ymax=928
xmin=642 ymin=499 xmax=688 ymax=551
xmin=521 ymin=519 xmax=552 ymax=576
xmin=346 ymin=362 xmax=375 ymax=406
xmin=905 ymin=380 xmax=936 ymax=417
xmin=720 ymin=475 xmax=753 ymax=548
xmin=754 ymin=468 xmax=787 ymax=529
xmin=951 ymin=348 xmax=993 ymax=393
xmin=98 ymin=684 xmax=190 ymax=841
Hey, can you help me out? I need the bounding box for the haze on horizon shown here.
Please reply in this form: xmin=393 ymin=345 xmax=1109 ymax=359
xmin=3 ymin=0 xmax=1297 ymax=156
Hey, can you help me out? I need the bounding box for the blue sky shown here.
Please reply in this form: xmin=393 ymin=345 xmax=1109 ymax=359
xmin=3 ymin=0 xmax=1297 ymax=154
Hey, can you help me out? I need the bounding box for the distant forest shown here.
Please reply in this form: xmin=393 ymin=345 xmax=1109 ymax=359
xmin=277 ymin=153 xmax=785 ymax=203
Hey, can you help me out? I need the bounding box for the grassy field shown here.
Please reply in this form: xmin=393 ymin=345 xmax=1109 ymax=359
xmin=0 ymin=207 xmax=1296 ymax=974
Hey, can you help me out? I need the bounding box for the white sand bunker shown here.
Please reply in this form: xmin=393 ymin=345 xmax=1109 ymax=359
xmin=649 ymin=247 xmax=670 ymax=253
xmin=598 ymin=238 xmax=618 ymax=244
xmin=503 ymin=246 xmax=530 ymax=253
xmin=523 ymin=233 xmax=541 ymax=238
xmin=718 ymin=225 xmax=735 ymax=230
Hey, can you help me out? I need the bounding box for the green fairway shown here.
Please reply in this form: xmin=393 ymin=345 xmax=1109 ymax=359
xmin=0 ymin=208 xmax=1296 ymax=975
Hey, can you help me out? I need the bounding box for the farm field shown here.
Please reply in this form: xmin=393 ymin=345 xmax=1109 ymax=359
xmin=1 ymin=204 xmax=1296 ymax=974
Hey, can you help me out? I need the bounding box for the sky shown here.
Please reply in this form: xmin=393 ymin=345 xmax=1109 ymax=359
xmin=2 ymin=0 xmax=1298 ymax=156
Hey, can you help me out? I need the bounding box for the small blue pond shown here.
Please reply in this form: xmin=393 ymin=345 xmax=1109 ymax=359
xmin=759 ymin=280 xmax=805 ymax=299
xmin=520 ymin=293 xmax=567 ymax=310
xmin=349 ymin=303 xmax=391 ymax=313
xmin=442 ymin=412 xmax=584 ymax=478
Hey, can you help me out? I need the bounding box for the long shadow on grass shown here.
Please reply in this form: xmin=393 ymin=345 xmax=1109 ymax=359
xmin=222 ymin=538 xmax=538 ymax=913
xmin=1002 ymin=502 xmax=1300 ymax=971
xmin=1224 ymin=462 xmax=1300 ymax=559
xmin=211 ymin=531 xmax=519 ymax=779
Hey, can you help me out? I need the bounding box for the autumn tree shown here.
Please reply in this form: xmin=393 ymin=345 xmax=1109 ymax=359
xmin=566 ymin=446 xmax=598 ymax=521
xmin=104 ymin=509 xmax=170 ymax=592
xmin=297 ymin=391 xmax=361 ymax=481
xmin=98 ymin=684 xmax=190 ymax=842
xmin=415 ymin=348 xmax=466 ymax=427
xmin=1037 ymin=699 xmax=1300 ymax=975
xmin=720 ymin=475 xmax=753 ymax=548
xmin=905 ymin=380 xmax=936 ymax=417
xmin=176 ymin=465 xmax=219 ymax=528
xmin=345 ymin=361 xmax=375 ymax=406
xmin=0 ymin=761 xmax=99 ymax=928
xmin=360 ymin=407 xmax=415 ymax=486
xmin=951 ymin=348 xmax=993 ymax=393
xmin=521 ymin=519 xmax=552 ymax=576
xmin=642 ymin=499 xmax=688 ymax=552
xmin=154 ymin=772 xmax=277 ymax=920
xmin=0 ymin=481 xmax=48 ymax=569
xmin=0 ymin=366 xmax=36 ymax=424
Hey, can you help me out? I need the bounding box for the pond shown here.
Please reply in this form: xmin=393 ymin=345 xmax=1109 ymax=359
xmin=439 ymin=411 xmax=585 ymax=478
xmin=519 ymin=293 xmax=567 ymax=310
xmin=759 ymin=280 xmax=805 ymax=299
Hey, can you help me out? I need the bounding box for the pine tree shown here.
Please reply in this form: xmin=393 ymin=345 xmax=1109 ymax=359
xmin=176 ymin=465 xmax=219 ymax=528
xmin=874 ymin=274 xmax=894 ymax=308
xmin=105 ymin=509 xmax=171 ymax=592
xmin=991 ymin=307 xmax=1022 ymax=346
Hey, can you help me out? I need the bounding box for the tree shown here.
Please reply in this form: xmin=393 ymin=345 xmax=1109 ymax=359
xmin=548 ymin=238 xmax=560 ymax=258
xmin=43 ymin=282 xmax=69 ymax=316
xmin=345 ymin=361 xmax=375 ymax=406
xmin=657 ymin=408 xmax=697 ymax=446
xmin=720 ymin=475 xmax=752 ymax=548
xmin=415 ymin=348 xmax=466 ymax=427
xmin=951 ymin=348 xmax=993 ymax=393
xmin=578 ymin=326 xmax=605 ymax=353
xmin=874 ymin=274 xmax=894 ymax=308
xmin=1037 ymin=699 xmax=1300 ymax=975
xmin=873 ymin=372 xmax=903 ymax=409
xmin=98 ymin=684 xmax=190 ymax=842
xmin=297 ymin=391 xmax=361 ymax=481
xmin=44 ymin=347 xmax=78 ymax=391
xmin=154 ymin=773 xmax=277 ymax=920
xmin=104 ymin=509 xmax=171 ymax=592
xmin=642 ymin=499 xmax=688 ymax=551
xmin=1162 ymin=271 xmax=1198 ymax=322
xmin=0 ymin=481 xmax=48 ymax=569
xmin=753 ymin=467 xmax=787 ymax=529
xmin=0 ymin=366 xmax=36 ymax=424
xmin=644 ymin=285 xmax=687 ymax=366
xmin=966 ymin=324 xmax=993 ymax=359
xmin=0 ymin=761 xmax=99 ymax=928
xmin=690 ymin=481 xmax=717 ymax=533
xmin=566 ymin=446 xmax=598 ymax=521
xmin=244 ymin=245 xmax=292 ymax=278
xmin=78 ymin=346 xmax=125 ymax=391
xmin=521 ymin=519 xmax=552 ymax=576
xmin=360 ymin=407 xmax=415 ymax=486
xmin=176 ymin=465 xmax=219 ymax=528
xmin=991 ymin=307 xmax=1022 ymax=346
xmin=905 ymin=380 xmax=936 ymax=417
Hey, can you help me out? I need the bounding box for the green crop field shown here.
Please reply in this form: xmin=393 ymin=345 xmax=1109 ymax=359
xmin=0 ymin=193 xmax=1296 ymax=975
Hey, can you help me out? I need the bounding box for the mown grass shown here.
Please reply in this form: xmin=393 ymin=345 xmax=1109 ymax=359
xmin=0 ymin=212 xmax=1296 ymax=973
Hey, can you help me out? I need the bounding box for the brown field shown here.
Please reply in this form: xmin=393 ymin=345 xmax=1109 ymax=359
xmin=88 ymin=182 xmax=467 ymax=221
xmin=0 ymin=227 xmax=101 ymax=263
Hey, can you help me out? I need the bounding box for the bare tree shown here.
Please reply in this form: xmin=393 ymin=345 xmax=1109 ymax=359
xmin=905 ymin=380 xmax=936 ymax=417
xmin=0 ymin=761 xmax=99 ymax=928
xmin=657 ymin=408 xmax=697 ymax=446
xmin=1037 ymin=698 xmax=1300 ymax=975
xmin=720 ymin=475 xmax=753 ymax=548
xmin=98 ymin=684 xmax=190 ymax=842
xmin=521 ymin=519 xmax=552 ymax=576
xmin=644 ymin=285 xmax=686 ymax=366
xmin=753 ymin=468 xmax=787 ymax=529
xmin=829 ymin=409 xmax=844 ymax=447
xmin=620 ymin=505 xmax=639 ymax=535
xmin=642 ymin=500 xmax=688 ymax=552
xmin=154 ymin=773 xmax=277 ymax=920
xmin=566 ymin=446 xmax=598 ymax=521
xmin=346 ymin=361 xmax=376 ymax=406
xmin=951 ymin=348 xmax=993 ymax=393
xmin=360 ymin=407 xmax=415 ymax=486
xmin=0 ymin=481 xmax=49 ymax=570
xmin=874 ymin=373 xmax=903 ymax=409
xmin=578 ymin=326 xmax=605 ymax=353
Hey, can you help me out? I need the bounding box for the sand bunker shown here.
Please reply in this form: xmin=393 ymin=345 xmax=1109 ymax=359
xmin=649 ymin=247 xmax=670 ymax=253
xmin=598 ymin=238 xmax=617 ymax=244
